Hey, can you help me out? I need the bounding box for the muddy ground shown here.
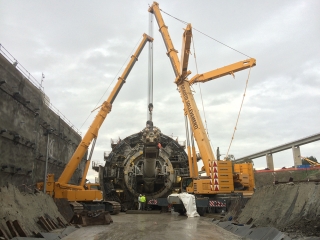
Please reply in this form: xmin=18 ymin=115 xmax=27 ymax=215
xmin=1 ymin=179 xmax=320 ymax=239
xmin=62 ymin=212 xmax=241 ymax=240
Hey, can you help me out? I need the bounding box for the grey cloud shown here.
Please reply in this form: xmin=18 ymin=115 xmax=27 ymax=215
xmin=1 ymin=0 xmax=319 ymax=179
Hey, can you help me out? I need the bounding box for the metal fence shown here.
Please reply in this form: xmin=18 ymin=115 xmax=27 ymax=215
xmin=0 ymin=43 xmax=81 ymax=135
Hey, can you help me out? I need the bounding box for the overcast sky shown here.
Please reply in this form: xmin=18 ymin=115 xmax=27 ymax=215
xmin=1 ymin=0 xmax=319 ymax=182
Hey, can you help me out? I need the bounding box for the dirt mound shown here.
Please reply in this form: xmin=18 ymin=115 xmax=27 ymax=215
xmin=0 ymin=183 xmax=67 ymax=238
xmin=234 ymin=182 xmax=320 ymax=238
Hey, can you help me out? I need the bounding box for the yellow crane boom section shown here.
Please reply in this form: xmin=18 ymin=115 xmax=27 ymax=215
xmin=57 ymin=33 xmax=153 ymax=186
xmin=301 ymin=156 xmax=320 ymax=166
xmin=149 ymin=1 xmax=256 ymax=176
xmin=189 ymin=58 xmax=256 ymax=85
xmin=149 ymin=2 xmax=215 ymax=175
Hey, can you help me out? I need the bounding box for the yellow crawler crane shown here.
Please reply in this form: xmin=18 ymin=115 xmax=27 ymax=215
xmin=37 ymin=33 xmax=153 ymax=224
xmin=149 ymin=2 xmax=255 ymax=215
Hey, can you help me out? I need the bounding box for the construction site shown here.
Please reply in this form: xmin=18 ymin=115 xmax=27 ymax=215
xmin=1 ymin=1 xmax=319 ymax=240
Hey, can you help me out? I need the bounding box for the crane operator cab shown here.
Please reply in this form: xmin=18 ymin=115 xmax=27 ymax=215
xmin=181 ymin=177 xmax=194 ymax=193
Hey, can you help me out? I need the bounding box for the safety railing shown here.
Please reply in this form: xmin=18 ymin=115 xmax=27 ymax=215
xmin=0 ymin=43 xmax=81 ymax=135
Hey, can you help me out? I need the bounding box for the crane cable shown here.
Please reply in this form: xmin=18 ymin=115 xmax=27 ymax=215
xmin=79 ymin=36 xmax=144 ymax=131
xmin=159 ymin=9 xmax=251 ymax=58
xmin=160 ymin=7 xmax=254 ymax=156
xmin=148 ymin=11 xmax=154 ymax=121
xmin=190 ymin=35 xmax=211 ymax=141
xmin=225 ymin=66 xmax=252 ymax=158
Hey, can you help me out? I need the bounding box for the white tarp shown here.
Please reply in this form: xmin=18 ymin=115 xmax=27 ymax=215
xmin=169 ymin=193 xmax=200 ymax=218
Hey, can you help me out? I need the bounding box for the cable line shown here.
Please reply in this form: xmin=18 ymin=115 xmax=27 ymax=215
xmin=79 ymin=36 xmax=144 ymax=130
xmin=160 ymin=8 xmax=251 ymax=58
xmin=159 ymin=7 xmax=254 ymax=157
xmin=191 ymin=35 xmax=210 ymax=141
xmin=226 ymin=66 xmax=253 ymax=157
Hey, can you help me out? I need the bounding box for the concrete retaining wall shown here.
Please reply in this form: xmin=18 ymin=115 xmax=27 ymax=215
xmin=0 ymin=53 xmax=86 ymax=188
xmin=254 ymin=168 xmax=320 ymax=188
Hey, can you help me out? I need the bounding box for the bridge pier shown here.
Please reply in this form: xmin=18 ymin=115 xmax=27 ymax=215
xmin=266 ymin=153 xmax=274 ymax=170
xmin=292 ymin=146 xmax=302 ymax=167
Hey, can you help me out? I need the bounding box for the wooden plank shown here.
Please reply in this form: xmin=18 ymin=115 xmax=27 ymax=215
xmin=12 ymin=220 xmax=27 ymax=237
xmin=57 ymin=217 xmax=67 ymax=228
xmin=49 ymin=218 xmax=59 ymax=229
xmin=0 ymin=227 xmax=10 ymax=240
xmin=37 ymin=217 xmax=52 ymax=232
xmin=6 ymin=220 xmax=18 ymax=237
xmin=45 ymin=218 xmax=56 ymax=230
xmin=42 ymin=217 xmax=53 ymax=231
xmin=37 ymin=220 xmax=50 ymax=232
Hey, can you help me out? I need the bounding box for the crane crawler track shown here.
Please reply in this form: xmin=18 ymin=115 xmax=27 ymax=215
xmin=69 ymin=201 xmax=84 ymax=213
xmin=105 ymin=201 xmax=121 ymax=215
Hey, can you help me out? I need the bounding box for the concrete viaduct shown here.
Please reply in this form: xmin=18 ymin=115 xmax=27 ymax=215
xmin=235 ymin=133 xmax=320 ymax=170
